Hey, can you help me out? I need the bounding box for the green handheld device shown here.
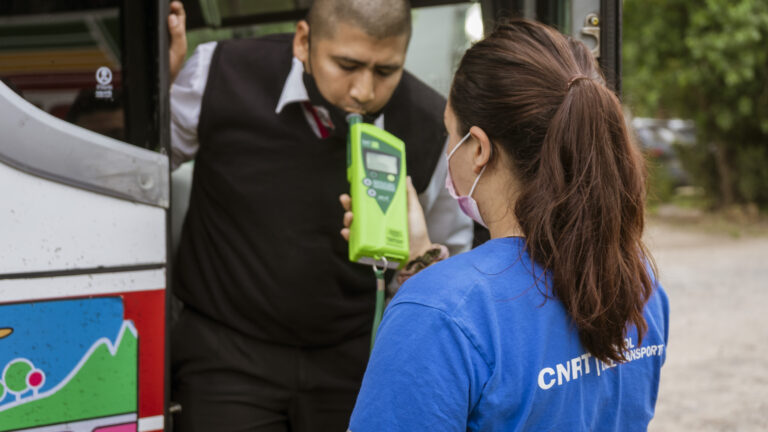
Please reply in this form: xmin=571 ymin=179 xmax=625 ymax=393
xmin=346 ymin=114 xmax=409 ymax=270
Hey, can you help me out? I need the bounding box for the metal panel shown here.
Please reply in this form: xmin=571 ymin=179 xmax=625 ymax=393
xmin=572 ymin=0 xmax=622 ymax=93
xmin=0 ymin=81 xmax=169 ymax=208
xmin=477 ymin=0 xmax=621 ymax=95
xmin=0 ymin=158 xmax=166 ymax=275
xmin=0 ymin=288 xmax=166 ymax=431
xmin=599 ymin=0 xmax=621 ymax=94
xmin=571 ymin=0 xmax=600 ymax=53
xmin=0 ymin=269 xmax=165 ymax=303
xmin=122 ymin=0 xmax=163 ymax=152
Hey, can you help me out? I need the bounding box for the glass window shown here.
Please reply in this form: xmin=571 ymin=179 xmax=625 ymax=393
xmin=186 ymin=21 xmax=297 ymax=57
xmin=216 ymin=0 xmax=297 ymax=19
xmin=0 ymin=1 xmax=127 ymax=141
xmin=537 ymin=0 xmax=572 ymax=34
xmin=406 ymin=2 xmax=482 ymax=98
xmin=184 ymin=1 xmax=484 ymax=100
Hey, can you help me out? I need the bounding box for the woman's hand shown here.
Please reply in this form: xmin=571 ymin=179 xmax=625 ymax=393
xmin=339 ymin=177 xmax=432 ymax=261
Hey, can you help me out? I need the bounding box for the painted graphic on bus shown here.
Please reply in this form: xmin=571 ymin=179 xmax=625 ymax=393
xmin=0 ymin=297 xmax=138 ymax=431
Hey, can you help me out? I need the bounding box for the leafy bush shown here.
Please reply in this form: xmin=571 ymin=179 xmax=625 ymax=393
xmin=624 ymin=0 xmax=768 ymax=208
xmin=645 ymin=156 xmax=677 ymax=209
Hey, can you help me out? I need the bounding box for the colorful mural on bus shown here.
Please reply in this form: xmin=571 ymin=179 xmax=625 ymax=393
xmin=0 ymin=297 xmax=138 ymax=431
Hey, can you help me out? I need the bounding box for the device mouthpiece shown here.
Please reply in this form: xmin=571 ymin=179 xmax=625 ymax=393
xmin=346 ymin=113 xmax=363 ymax=125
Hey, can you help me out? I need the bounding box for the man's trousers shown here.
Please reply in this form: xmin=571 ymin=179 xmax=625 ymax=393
xmin=171 ymin=308 xmax=370 ymax=432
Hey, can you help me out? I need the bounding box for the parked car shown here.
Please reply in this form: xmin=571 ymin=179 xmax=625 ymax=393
xmin=631 ymin=117 xmax=695 ymax=187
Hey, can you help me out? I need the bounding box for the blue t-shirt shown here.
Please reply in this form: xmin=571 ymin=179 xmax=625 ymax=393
xmin=349 ymin=237 xmax=669 ymax=432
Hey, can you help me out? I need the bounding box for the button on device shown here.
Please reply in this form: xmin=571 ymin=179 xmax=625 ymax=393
xmin=370 ymin=172 xmax=378 ymax=179
xmin=363 ymin=178 xmax=372 ymax=186
xmin=367 ymin=189 xmax=377 ymax=197
xmin=387 ymin=174 xmax=395 ymax=182
xmin=373 ymin=179 xmax=396 ymax=192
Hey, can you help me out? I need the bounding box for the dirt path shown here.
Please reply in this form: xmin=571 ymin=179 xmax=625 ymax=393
xmin=645 ymin=219 xmax=768 ymax=431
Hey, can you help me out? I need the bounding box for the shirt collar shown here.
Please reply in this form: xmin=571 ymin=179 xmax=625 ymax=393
xmin=275 ymin=57 xmax=385 ymax=129
xmin=275 ymin=57 xmax=309 ymax=114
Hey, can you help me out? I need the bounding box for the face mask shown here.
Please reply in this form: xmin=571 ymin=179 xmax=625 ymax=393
xmin=302 ymin=73 xmax=384 ymax=141
xmin=303 ymin=72 xmax=350 ymax=140
xmin=445 ymin=132 xmax=489 ymax=228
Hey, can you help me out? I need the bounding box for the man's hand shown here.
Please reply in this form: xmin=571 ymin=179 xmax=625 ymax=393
xmin=339 ymin=177 xmax=432 ymax=262
xmin=168 ymin=1 xmax=187 ymax=84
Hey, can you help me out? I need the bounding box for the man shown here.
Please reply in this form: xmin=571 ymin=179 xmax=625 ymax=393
xmin=167 ymin=1 xmax=473 ymax=430
xmin=66 ymin=88 xmax=125 ymax=141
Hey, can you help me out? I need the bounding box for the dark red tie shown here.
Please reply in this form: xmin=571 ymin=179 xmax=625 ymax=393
xmin=302 ymin=102 xmax=330 ymax=139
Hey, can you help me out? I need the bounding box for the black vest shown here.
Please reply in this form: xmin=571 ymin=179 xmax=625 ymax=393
xmin=174 ymin=34 xmax=447 ymax=347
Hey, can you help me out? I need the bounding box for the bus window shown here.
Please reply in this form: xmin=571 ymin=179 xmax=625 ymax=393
xmin=179 ymin=1 xmax=483 ymax=99
xmin=407 ymin=2 xmax=484 ymax=98
xmin=168 ymin=1 xmax=486 ymax=250
xmin=0 ymin=0 xmax=161 ymax=151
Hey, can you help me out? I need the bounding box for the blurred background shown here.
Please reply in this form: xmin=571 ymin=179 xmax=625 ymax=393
xmin=624 ymin=0 xmax=768 ymax=219
xmin=622 ymin=1 xmax=768 ymax=430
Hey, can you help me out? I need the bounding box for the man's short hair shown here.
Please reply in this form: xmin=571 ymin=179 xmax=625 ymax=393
xmin=307 ymin=0 xmax=412 ymax=40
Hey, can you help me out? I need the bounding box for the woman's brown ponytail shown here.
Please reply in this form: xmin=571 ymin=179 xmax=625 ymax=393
xmin=450 ymin=19 xmax=656 ymax=363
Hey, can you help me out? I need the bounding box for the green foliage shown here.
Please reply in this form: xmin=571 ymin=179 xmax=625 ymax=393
xmin=673 ymin=142 xmax=719 ymax=207
xmin=646 ymin=157 xmax=677 ymax=208
xmin=734 ymin=145 xmax=768 ymax=206
xmin=624 ymin=0 xmax=768 ymax=206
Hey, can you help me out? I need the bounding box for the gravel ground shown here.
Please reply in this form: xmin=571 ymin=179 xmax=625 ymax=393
xmin=645 ymin=218 xmax=768 ymax=431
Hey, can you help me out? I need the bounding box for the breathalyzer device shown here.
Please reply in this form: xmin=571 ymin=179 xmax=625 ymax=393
xmin=346 ymin=114 xmax=409 ymax=269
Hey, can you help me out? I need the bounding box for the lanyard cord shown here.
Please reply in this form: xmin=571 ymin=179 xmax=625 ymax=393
xmin=370 ymin=258 xmax=387 ymax=352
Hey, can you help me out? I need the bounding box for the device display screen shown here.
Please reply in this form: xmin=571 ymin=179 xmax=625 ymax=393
xmin=366 ymin=152 xmax=398 ymax=174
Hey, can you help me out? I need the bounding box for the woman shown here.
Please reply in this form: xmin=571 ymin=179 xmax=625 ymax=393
xmin=346 ymin=19 xmax=669 ymax=431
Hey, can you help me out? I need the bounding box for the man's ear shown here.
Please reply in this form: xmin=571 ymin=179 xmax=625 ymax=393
xmin=293 ymin=20 xmax=310 ymax=68
xmin=469 ymin=125 xmax=492 ymax=174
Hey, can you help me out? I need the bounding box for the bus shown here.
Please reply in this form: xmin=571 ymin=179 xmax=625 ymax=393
xmin=0 ymin=1 xmax=620 ymax=430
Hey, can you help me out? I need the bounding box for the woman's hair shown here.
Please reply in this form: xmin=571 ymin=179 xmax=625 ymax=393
xmin=450 ymin=19 xmax=655 ymax=363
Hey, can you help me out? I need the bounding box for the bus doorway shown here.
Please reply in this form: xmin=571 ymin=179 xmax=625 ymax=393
xmin=169 ymin=0 xmax=621 ymax=249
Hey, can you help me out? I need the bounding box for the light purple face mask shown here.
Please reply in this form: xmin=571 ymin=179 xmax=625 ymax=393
xmin=445 ymin=132 xmax=489 ymax=228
